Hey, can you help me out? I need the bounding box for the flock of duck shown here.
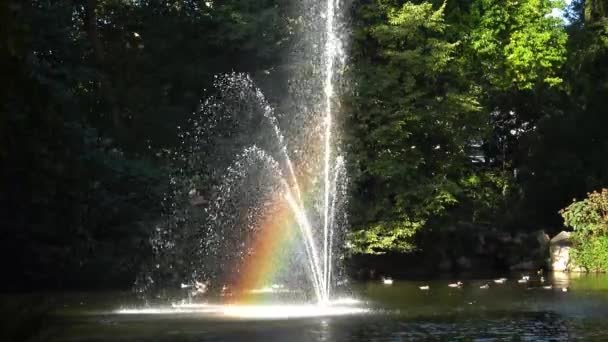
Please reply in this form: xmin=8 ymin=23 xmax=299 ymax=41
xmin=381 ymin=273 xmax=569 ymax=292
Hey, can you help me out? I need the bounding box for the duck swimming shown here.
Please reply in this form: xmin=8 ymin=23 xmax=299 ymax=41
xmin=382 ymin=277 xmax=394 ymax=285
xmin=448 ymin=281 xmax=463 ymax=288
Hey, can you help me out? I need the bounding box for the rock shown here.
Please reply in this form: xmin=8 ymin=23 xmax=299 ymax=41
xmin=535 ymin=231 xmax=551 ymax=268
xmin=457 ymin=256 xmax=472 ymax=270
xmin=549 ymin=231 xmax=580 ymax=272
xmin=536 ymin=230 xmax=550 ymax=250
xmin=550 ymin=245 xmax=570 ymax=271
xmin=551 ymin=231 xmax=572 ymax=245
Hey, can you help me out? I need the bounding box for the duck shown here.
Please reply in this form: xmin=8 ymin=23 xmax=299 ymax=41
xmin=562 ymin=287 xmax=569 ymax=292
xmin=419 ymin=285 xmax=430 ymax=290
xmin=448 ymin=281 xmax=463 ymax=288
xmin=493 ymin=277 xmax=507 ymax=284
xmin=480 ymin=283 xmax=490 ymax=289
xmin=540 ymin=276 xmax=545 ymax=283
xmin=382 ymin=277 xmax=394 ymax=285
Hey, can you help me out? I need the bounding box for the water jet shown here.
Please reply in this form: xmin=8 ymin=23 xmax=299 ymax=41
xmin=130 ymin=0 xmax=355 ymax=316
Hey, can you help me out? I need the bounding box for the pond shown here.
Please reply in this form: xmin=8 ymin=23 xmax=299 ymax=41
xmin=7 ymin=272 xmax=608 ymax=341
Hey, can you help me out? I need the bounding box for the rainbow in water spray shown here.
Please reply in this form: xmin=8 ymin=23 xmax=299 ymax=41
xmin=230 ymin=0 xmax=347 ymax=304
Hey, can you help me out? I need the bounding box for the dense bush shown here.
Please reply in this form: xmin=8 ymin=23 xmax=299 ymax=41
xmin=560 ymin=189 xmax=608 ymax=272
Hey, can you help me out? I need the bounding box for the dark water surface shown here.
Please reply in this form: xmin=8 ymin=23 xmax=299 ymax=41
xmin=7 ymin=273 xmax=608 ymax=341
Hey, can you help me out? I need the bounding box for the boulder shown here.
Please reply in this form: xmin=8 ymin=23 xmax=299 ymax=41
xmin=536 ymin=230 xmax=550 ymax=250
xmin=549 ymin=231 xmax=581 ymax=272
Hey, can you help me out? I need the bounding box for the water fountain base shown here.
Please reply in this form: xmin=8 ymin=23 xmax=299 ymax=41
xmin=116 ymin=299 xmax=367 ymax=319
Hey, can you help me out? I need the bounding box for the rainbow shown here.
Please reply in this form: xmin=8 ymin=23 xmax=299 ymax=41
xmin=228 ymin=200 xmax=298 ymax=303
xmin=226 ymin=131 xmax=325 ymax=304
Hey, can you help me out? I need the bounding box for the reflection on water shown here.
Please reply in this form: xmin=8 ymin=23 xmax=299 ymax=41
xmin=331 ymin=313 xmax=572 ymax=341
xmin=553 ymin=271 xmax=578 ymax=288
xmin=10 ymin=273 xmax=608 ymax=341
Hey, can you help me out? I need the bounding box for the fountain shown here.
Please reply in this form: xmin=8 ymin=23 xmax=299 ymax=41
xmin=121 ymin=0 xmax=361 ymax=317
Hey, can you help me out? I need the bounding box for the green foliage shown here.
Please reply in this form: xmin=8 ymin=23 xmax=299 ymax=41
xmin=346 ymin=0 xmax=486 ymax=253
xmin=511 ymin=2 xmax=608 ymax=230
xmin=455 ymin=170 xmax=513 ymax=223
xmin=0 ymin=0 xmax=290 ymax=289
xmin=571 ymin=236 xmax=608 ymax=272
xmin=561 ymin=189 xmax=608 ymax=236
xmin=2 ymin=0 xmax=608 ymax=281
xmin=469 ymin=0 xmax=568 ymax=90
xmin=346 ymin=0 xmax=578 ymax=255
xmin=349 ymin=219 xmax=424 ymax=254
xmin=85 ymin=0 xmax=291 ymax=150
xmin=561 ymin=189 xmax=608 ymax=271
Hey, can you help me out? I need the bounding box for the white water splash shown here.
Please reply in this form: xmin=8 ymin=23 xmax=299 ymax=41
xmin=116 ymin=299 xmax=366 ymax=319
xmin=150 ymin=0 xmax=349 ymax=306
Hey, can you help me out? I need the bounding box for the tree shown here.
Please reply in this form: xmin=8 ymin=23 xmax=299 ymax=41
xmin=468 ymin=0 xmax=568 ymax=91
xmin=346 ymin=1 xmax=485 ymax=254
xmin=0 ymin=0 xmax=293 ymax=290
xmin=513 ymin=0 xmax=608 ymax=230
